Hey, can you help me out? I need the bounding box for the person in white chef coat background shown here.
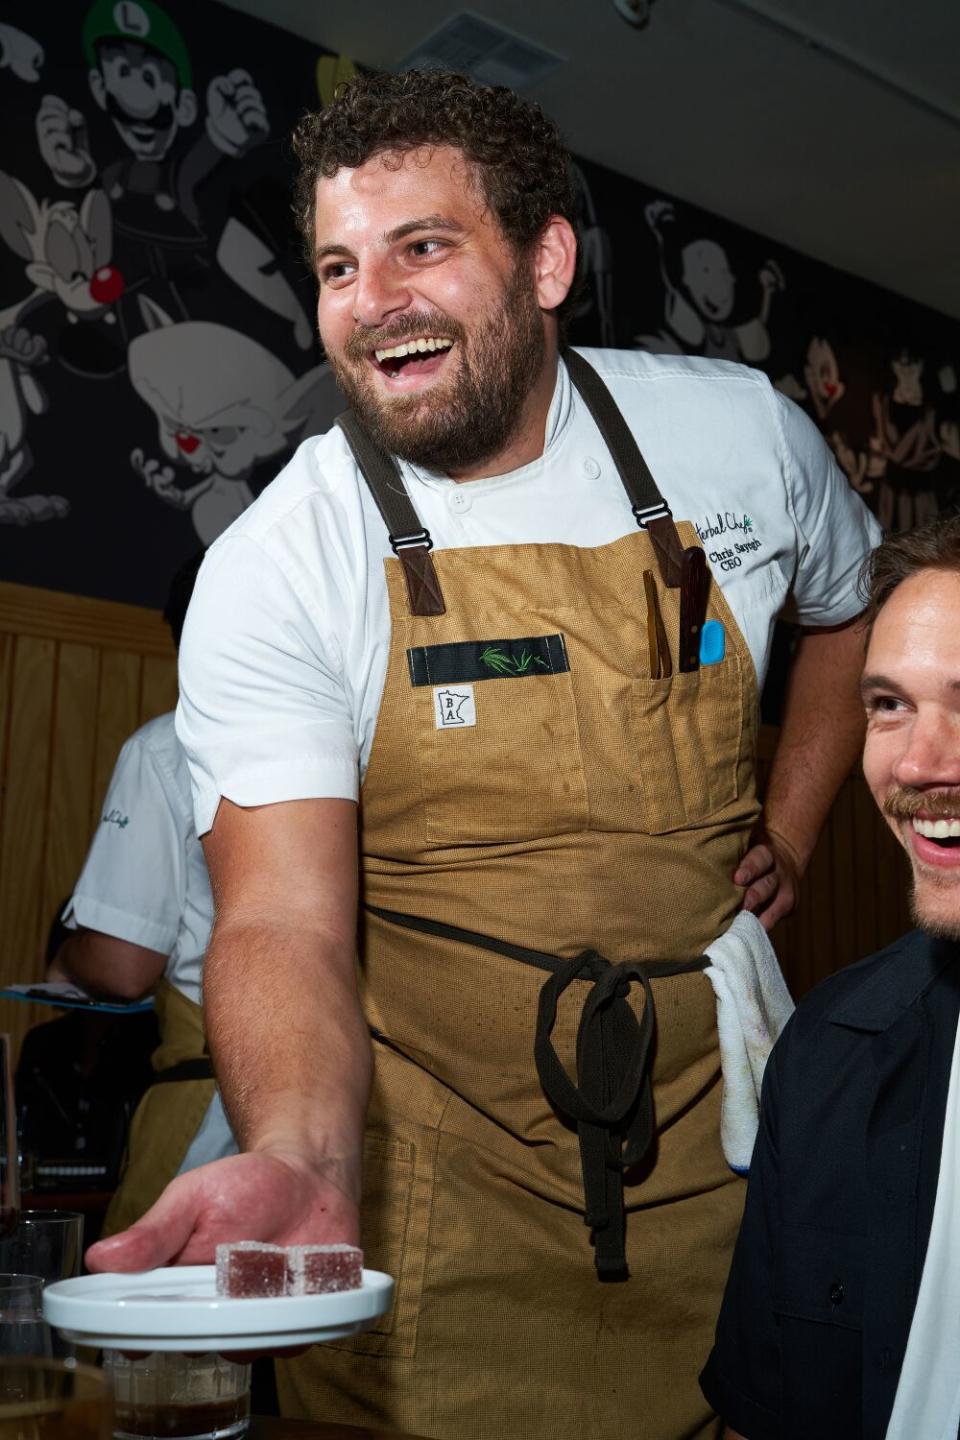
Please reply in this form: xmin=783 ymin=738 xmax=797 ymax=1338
xmin=50 ymin=552 xmax=237 ymax=1235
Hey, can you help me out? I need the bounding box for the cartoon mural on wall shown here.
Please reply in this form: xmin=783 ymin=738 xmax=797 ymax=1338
xmin=637 ymin=199 xmax=784 ymax=362
xmin=128 ymin=297 xmax=339 ymax=544
xmin=624 ymin=186 xmax=959 ymax=534
xmin=3 ymin=0 xmax=960 ymax=606
xmin=0 ymin=22 xmax=44 ymax=83
xmin=0 ymin=0 xmax=349 ymax=593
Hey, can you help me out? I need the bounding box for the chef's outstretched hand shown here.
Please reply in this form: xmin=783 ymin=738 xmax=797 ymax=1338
xmin=85 ymin=1150 xmax=359 ymax=1273
xmin=733 ymin=825 xmax=803 ymax=931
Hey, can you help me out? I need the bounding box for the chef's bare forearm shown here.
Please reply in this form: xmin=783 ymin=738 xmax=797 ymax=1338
xmin=762 ymin=617 xmax=867 ymax=869
xmin=204 ymin=920 xmax=370 ymax=1171
xmin=201 ymin=796 xmax=368 ymax=1189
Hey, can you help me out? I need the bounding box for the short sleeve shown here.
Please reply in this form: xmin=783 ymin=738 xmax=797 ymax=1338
xmin=772 ymin=390 xmax=882 ymax=627
xmin=62 ymin=734 xmax=183 ymax=953
xmin=176 ymin=534 xmax=359 ymax=837
xmin=699 ymin=1027 xmax=787 ymax=1439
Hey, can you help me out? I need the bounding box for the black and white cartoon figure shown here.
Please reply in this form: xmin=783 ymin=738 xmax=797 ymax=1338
xmin=0 ymin=325 xmax=66 ymax=526
xmin=128 ymin=298 xmax=344 ymax=544
xmin=777 ymin=335 xmax=875 ymax=496
xmin=870 ymin=347 xmax=941 ymax=531
xmin=934 ymin=365 xmax=960 ymax=517
xmin=0 ymin=22 xmax=44 ymax=82
xmin=0 ymin=172 xmax=127 ymax=377
xmin=638 ymin=199 xmax=784 ymax=363
xmin=779 ymin=335 xmax=846 ymax=422
xmin=568 ymin=163 xmax=614 ymax=346
xmin=35 ymin=0 xmax=268 ymax=319
xmin=216 ymin=217 xmax=313 ymax=352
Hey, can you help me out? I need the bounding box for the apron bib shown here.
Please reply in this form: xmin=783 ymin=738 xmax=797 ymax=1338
xmin=103 ymin=978 xmax=215 ymax=1237
xmin=279 ymin=354 xmax=761 ymax=1439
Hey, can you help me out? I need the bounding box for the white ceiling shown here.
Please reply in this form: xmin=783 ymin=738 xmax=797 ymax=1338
xmin=219 ymin=0 xmax=960 ymax=321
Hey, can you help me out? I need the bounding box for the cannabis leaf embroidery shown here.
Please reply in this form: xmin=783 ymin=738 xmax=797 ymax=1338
xmin=480 ymin=646 xmax=548 ymax=676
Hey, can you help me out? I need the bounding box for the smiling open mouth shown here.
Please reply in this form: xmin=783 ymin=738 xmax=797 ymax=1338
xmin=373 ymin=336 xmax=454 ymax=378
xmin=913 ymin=816 xmax=960 ymax=848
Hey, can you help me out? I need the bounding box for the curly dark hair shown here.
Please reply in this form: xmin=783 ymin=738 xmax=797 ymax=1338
xmin=292 ymin=69 xmax=582 ymax=325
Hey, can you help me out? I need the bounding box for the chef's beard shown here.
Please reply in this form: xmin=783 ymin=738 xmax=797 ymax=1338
xmin=327 ymin=259 xmax=545 ymax=474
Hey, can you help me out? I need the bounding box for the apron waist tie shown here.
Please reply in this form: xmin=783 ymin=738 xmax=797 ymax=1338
xmin=365 ymin=903 xmax=709 ymax=1282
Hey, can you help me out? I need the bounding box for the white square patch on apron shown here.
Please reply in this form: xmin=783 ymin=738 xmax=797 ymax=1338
xmin=433 ymin=685 xmax=476 ymax=729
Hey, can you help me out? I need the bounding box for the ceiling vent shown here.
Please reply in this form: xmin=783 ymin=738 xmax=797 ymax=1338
xmin=396 ymin=12 xmax=564 ymax=91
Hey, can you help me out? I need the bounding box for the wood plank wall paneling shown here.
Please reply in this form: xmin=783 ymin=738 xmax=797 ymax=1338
xmin=0 ymin=578 xmax=923 ymax=1056
xmin=0 ymin=583 xmax=175 ymax=1063
xmin=90 ymin=652 xmax=144 ymax=836
xmin=43 ymin=645 xmax=100 ymax=939
xmin=1 ymin=637 xmax=57 ymax=974
xmin=140 ymin=654 xmax=180 ymax=726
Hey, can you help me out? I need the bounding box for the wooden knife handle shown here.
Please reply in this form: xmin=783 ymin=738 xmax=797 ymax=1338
xmin=679 ymin=546 xmax=710 ymax=672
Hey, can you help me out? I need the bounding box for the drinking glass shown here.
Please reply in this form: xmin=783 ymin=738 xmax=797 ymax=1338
xmin=103 ymin=1350 xmax=250 ymax=1439
xmin=0 ymin=1040 xmax=19 ymax=1240
xmin=0 ymin=1356 xmax=112 ymax=1438
xmin=0 ymin=1214 xmax=82 ymax=1287
xmin=0 ymin=1215 xmax=83 ymax=1358
xmin=0 ymin=1278 xmax=50 ymax=1359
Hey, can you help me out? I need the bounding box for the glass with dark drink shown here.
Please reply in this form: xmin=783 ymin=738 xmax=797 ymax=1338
xmin=102 ymin=1352 xmax=250 ymax=1440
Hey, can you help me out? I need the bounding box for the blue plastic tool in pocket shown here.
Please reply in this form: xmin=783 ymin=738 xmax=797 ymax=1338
xmin=699 ymin=620 xmax=726 ymax=666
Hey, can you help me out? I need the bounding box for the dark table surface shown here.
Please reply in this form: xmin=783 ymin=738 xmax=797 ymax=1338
xmin=249 ymin=1417 xmax=430 ymax=1438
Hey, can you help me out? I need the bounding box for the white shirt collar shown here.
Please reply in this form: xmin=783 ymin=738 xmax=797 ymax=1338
xmin=402 ymin=355 xmax=574 ymax=496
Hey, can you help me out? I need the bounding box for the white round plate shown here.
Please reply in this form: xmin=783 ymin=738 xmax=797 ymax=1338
xmin=43 ymin=1266 xmax=393 ymax=1351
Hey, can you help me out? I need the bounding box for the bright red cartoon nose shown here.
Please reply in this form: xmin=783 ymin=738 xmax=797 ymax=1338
xmin=89 ymin=265 xmax=125 ymax=305
xmin=176 ymin=431 xmax=201 ymax=454
xmin=823 ymin=382 xmax=837 ymax=396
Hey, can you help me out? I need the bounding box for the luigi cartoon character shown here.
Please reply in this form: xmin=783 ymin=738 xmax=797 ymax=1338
xmin=36 ymin=0 xmax=268 ymax=269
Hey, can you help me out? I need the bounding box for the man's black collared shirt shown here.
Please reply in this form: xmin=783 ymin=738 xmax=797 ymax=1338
xmin=700 ymin=930 xmax=960 ymax=1440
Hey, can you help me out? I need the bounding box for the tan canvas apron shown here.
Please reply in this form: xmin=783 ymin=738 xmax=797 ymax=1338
xmin=278 ymin=354 xmax=761 ymax=1439
xmin=103 ymin=978 xmax=215 ymax=1236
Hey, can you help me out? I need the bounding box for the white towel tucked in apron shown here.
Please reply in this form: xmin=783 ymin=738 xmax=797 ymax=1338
xmin=704 ymin=910 xmax=795 ymax=1173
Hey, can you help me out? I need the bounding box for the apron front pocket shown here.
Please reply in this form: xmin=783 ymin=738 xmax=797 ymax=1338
xmin=631 ymin=654 xmax=745 ymax=834
xmin=416 ymin=670 xmax=589 ymax=846
xmin=328 ymin=1129 xmax=434 ymax=1360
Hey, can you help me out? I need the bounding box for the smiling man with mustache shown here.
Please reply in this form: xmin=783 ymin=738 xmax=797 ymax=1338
xmin=88 ymin=69 xmax=880 ymax=1439
xmin=703 ymin=514 xmax=960 ymax=1440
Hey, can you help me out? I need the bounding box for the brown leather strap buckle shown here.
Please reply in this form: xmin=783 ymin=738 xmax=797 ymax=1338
xmin=392 ymin=534 xmax=446 ymax=617
xmin=633 ymin=504 xmax=685 ymax=589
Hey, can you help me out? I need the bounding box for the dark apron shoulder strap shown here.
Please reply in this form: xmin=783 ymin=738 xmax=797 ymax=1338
xmin=336 ymin=411 xmax=445 ymax=616
xmin=563 ymin=349 xmax=686 ymax=588
xmin=337 ymin=350 xmax=686 ymax=613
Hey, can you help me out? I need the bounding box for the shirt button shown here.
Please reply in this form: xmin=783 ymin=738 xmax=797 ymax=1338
xmin=448 ymin=489 xmax=472 ymax=513
xmin=829 ymin=1281 xmax=844 ymax=1306
xmin=583 ymin=457 xmax=601 ymax=479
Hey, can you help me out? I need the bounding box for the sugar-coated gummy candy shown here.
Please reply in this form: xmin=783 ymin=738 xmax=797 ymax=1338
xmin=287 ymin=1243 xmax=363 ymax=1295
xmin=215 ymin=1241 xmax=288 ymax=1297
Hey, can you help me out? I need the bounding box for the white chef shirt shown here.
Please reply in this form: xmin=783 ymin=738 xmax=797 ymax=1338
xmin=63 ymin=712 xmax=212 ymax=1007
xmin=177 ymin=347 xmax=881 ymax=835
xmin=62 ymin=712 xmax=237 ymax=1173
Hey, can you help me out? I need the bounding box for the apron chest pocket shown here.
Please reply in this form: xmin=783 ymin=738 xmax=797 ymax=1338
xmin=631 ymin=654 xmax=745 ymax=834
xmin=416 ymin=669 xmax=589 ymax=846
